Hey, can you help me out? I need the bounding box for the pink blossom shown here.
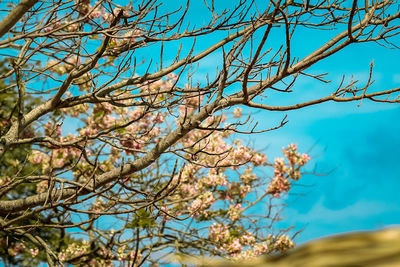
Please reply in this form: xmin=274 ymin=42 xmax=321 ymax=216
xmin=8 ymin=243 xmax=25 ymax=256
xmin=252 ymin=153 xmax=267 ymax=166
xmin=188 ymin=191 xmax=215 ymax=215
xmin=240 ymin=167 xmax=257 ymax=184
xmin=267 ymin=175 xmax=291 ymax=197
xmin=209 ymin=223 xmax=229 ymax=243
xmin=299 ymin=153 xmax=311 ymax=166
xmin=65 ymin=56 xmax=81 ymax=72
xmin=67 ymin=23 xmax=79 ymax=32
xmin=287 ymin=143 xmax=297 ymax=150
xmin=53 ymin=157 xmax=65 ymax=168
xmin=233 ymin=107 xmax=242 ymax=118
xmin=76 ymin=0 xmax=91 ymax=16
xmin=227 ymin=203 xmax=243 ymax=221
xmin=36 ymin=180 xmax=48 ymax=194
xmin=30 ymin=248 xmax=39 ymax=257
xmin=166 ymin=73 xmax=178 ymax=81
xmin=102 ymin=12 xmax=112 ymax=23
xmin=31 ymin=150 xmax=46 ymax=164
xmin=122 ymin=30 xmax=140 ymax=44
xmin=89 ymin=6 xmax=103 ymax=19
xmin=253 ymin=242 xmax=269 ymax=255
xmin=240 ymin=233 xmax=255 ymax=245
xmin=202 ymin=169 xmax=228 ymax=187
xmin=151 ymin=113 xmax=165 ymax=123
xmin=229 ymin=238 xmax=242 ymax=253
xmin=59 ymin=253 xmax=66 ymax=261
xmin=113 ymin=8 xmax=130 ymax=17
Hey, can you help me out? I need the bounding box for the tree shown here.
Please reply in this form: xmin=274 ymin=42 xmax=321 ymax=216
xmin=0 ymin=0 xmax=399 ymax=266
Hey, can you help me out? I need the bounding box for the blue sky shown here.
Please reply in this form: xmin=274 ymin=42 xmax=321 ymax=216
xmin=160 ymin=0 xmax=400 ymax=243
xmin=270 ymin=104 xmax=400 ymax=242
xmin=248 ymin=47 xmax=400 ymax=242
xmin=248 ymin=44 xmax=400 ymax=242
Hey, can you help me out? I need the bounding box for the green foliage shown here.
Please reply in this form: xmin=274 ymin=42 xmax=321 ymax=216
xmin=0 ymin=60 xmax=65 ymax=266
xmin=127 ymin=209 xmax=157 ymax=229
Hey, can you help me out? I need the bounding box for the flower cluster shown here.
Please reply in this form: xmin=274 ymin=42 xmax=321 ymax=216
xmin=0 ymin=241 xmax=41 ymax=260
xmin=61 ymin=103 xmax=90 ymax=118
xmin=27 ymin=76 xmax=179 ymax=190
xmin=240 ymin=167 xmax=258 ymax=184
xmin=91 ymin=197 xmax=106 ymax=212
xmin=29 ymin=137 xmax=82 ymax=177
xmin=230 ymin=140 xmax=267 ymax=167
xmin=163 ymin=108 xmax=292 ymax=225
xmin=75 ymin=245 xmax=142 ymax=267
xmin=201 ymin=169 xmax=228 ymax=187
xmin=274 ymin=234 xmax=295 ymax=252
xmin=233 ymin=107 xmax=242 ymax=118
xmin=36 ymin=180 xmax=48 ymax=194
xmin=116 ymin=245 xmax=142 ymax=262
xmin=98 ymin=246 xmax=114 ymax=259
xmin=72 ymin=72 xmax=92 ymax=91
xmin=283 ymin=144 xmax=311 ymax=168
xmin=109 ymin=29 xmax=141 ymax=51
xmin=213 ymin=232 xmax=295 ymax=261
xmin=268 ymin=144 xmax=311 ymax=197
xmin=230 ymin=242 xmax=269 ymax=260
xmin=225 ymin=182 xmax=252 ymax=200
xmin=29 ymin=150 xmax=49 ymax=165
xmin=46 ymin=56 xmax=80 ymax=76
xmin=39 ymin=49 xmax=312 ymax=264
xmin=208 ymin=223 xmax=260 ymax=256
xmin=75 ymin=0 xmax=127 ymax=21
xmin=8 ymin=242 xmax=25 ymax=256
xmin=0 ymin=176 xmax=9 ymax=187
xmin=178 ymin=91 xmax=205 ymax=120
xmin=30 ymin=248 xmax=39 ymax=258
xmin=58 ymin=241 xmax=90 ymax=261
xmin=227 ymin=203 xmax=243 ymax=221
xmin=44 ymin=121 xmax=62 ymax=137
xmin=188 ymin=191 xmax=215 ymax=216
xmin=209 ymin=223 xmax=230 ymax=243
